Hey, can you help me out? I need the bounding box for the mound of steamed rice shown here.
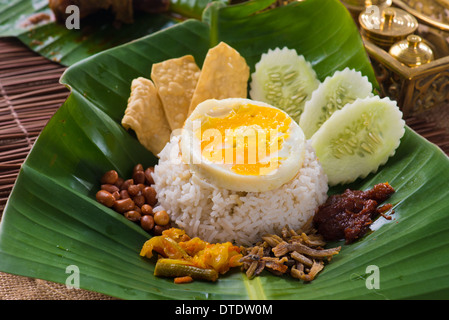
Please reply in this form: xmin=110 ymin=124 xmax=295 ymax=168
xmin=152 ymin=135 xmax=329 ymax=246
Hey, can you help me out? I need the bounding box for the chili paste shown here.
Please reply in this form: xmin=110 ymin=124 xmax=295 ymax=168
xmin=313 ymin=183 xmax=395 ymax=244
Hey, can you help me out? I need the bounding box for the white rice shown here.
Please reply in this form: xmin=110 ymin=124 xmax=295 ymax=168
xmin=152 ymin=135 xmax=329 ymax=246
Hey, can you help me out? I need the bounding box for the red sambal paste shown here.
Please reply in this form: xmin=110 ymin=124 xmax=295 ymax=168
xmin=313 ymin=183 xmax=395 ymax=244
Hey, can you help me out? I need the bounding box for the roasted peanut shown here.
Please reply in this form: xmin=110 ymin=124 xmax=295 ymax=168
xmin=133 ymin=195 xmax=146 ymax=208
xmin=154 ymin=210 xmax=170 ymax=226
xmin=120 ymin=189 xmax=130 ymax=199
xmin=97 ymin=164 xmax=160 ymax=234
xmin=112 ymin=190 xmax=120 ymax=200
xmin=114 ymin=177 xmax=124 ymax=189
xmin=143 ymin=186 xmax=157 ymax=206
xmin=96 ymin=190 xmax=115 ymax=207
xmin=133 ymin=206 xmax=142 ymax=214
xmin=120 ymin=178 xmax=134 ymax=191
xmin=101 ymin=184 xmax=119 ymax=194
xmin=124 ymin=210 xmax=141 ymax=222
xmin=133 ymin=170 xmax=146 ymax=184
xmin=141 ymin=204 xmax=153 ymax=216
xmin=113 ymin=198 xmax=135 ymax=213
xmin=127 ymin=184 xmax=141 ymax=197
xmin=133 ymin=164 xmax=144 ymax=173
xmin=101 ymin=170 xmax=118 ymax=185
xmin=140 ymin=215 xmax=154 ymax=231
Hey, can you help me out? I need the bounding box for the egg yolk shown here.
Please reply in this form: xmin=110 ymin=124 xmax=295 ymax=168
xmin=196 ymin=103 xmax=291 ymax=176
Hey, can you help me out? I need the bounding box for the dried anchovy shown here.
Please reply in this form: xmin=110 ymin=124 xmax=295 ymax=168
xmin=240 ymin=224 xmax=341 ymax=282
xmin=272 ymin=241 xmax=341 ymax=258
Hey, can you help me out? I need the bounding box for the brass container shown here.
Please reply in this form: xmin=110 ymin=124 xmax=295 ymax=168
xmin=359 ymin=6 xmax=419 ymax=48
xmin=341 ymin=0 xmax=449 ymax=117
xmin=366 ymin=39 xmax=449 ymax=117
xmin=389 ymin=34 xmax=434 ymax=67
xmin=393 ymin=0 xmax=449 ymax=31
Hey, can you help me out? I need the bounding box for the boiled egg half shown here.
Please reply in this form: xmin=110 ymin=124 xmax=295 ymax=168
xmin=181 ymin=98 xmax=306 ymax=192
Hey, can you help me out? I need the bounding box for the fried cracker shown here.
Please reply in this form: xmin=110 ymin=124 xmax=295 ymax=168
xmin=151 ymin=55 xmax=201 ymax=130
xmin=122 ymin=77 xmax=171 ymax=156
xmin=188 ymin=42 xmax=250 ymax=115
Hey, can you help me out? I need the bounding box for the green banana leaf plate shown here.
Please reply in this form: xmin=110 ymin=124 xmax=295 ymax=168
xmin=1 ymin=0 xmax=449 ymax=300
xmin=0 ymin=0 xmax=216 ymax=66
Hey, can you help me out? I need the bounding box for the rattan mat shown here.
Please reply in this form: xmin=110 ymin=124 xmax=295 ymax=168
xmin=0 ymin=37 xmax=115 ymax=300
xmin=0 ymin=37 xmax=448 ymax=299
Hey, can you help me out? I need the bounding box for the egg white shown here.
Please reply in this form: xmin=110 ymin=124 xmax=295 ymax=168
xmin=181 ymin=98 xmax=306 ymax=192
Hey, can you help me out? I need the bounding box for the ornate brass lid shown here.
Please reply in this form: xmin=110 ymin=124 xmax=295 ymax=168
xmin=359 ymin=6 xmax=419 ymax=47
xmin=389 ymin=34 xmax=434 ymax=67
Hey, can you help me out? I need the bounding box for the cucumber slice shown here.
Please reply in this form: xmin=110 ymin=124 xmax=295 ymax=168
xmin=299 ymin=68 xmax=373 ymax=139
xmin=311 ymin=96 xmax=405 ymax=186
xmin=249 ymin=47 xmax=319 ymax=123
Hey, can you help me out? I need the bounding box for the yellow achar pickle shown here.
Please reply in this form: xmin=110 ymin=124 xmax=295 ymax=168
xmin=154 ymin=258 xmax=219 ymax=282
xmin=140 ymin=228 xmax=243 ymax=283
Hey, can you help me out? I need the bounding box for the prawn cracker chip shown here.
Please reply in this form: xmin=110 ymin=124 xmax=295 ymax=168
xmin=188 ymin=42 xmax=250 ymax=115
xmin=151 ymin=55 xmax=201 ymax=130
xmin=122 ymin=77 xmax=171 ymax=156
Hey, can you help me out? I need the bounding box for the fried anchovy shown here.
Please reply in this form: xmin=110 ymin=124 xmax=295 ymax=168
xmin=240 ymin=225 xmax=341 ymax=283
xmin=273 ymin=242 xmax=341 ymax=258
xmin=291 ymin=260 xmax=324 ymax=282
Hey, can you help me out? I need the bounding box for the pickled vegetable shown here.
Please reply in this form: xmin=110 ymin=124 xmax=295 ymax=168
xmin=154 ymin=258 xmax=219 ymax=282
xmin=140 ymin=228 xmax=243 ymax=282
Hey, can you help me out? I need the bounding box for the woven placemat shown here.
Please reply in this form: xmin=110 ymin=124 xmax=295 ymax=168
xmin=0 ymin=37 xmax=448 ymax=300
xmin=0 ymin=37 xmax=116 ymax=300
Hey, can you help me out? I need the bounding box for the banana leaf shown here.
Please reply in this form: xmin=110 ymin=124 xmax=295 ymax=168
xmin=1 ymin=0 xmax=449 ymax=300
xmin=0 ymin=0 xmax=218 ymax=66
